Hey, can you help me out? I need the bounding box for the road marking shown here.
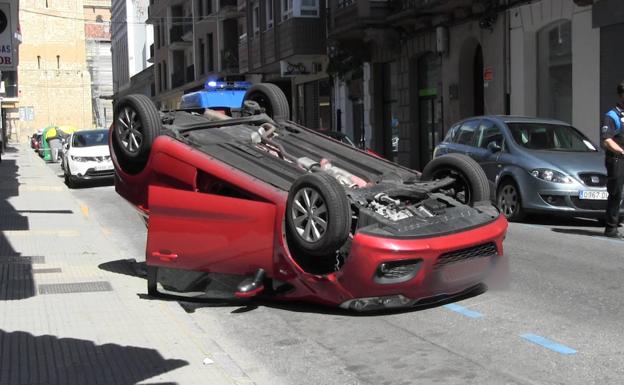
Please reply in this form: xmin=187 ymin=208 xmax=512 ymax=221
xmin=521 ymin=333 xmax=577 ymax=355
xmin=443 ymin=303 xmax=483 ymax=318
xmin=79 ymin=204 xmax=89 ymax=218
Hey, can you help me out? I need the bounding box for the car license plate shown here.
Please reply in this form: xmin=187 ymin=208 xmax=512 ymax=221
xmin=578 ymin=191 xmax=608 ymax=200
xmin=95 ymin=164 xmax=113 ymax=171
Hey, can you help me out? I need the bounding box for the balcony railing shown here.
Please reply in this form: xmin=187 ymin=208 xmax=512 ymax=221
xmin=169 ymin=19 xmax=193 ymax=44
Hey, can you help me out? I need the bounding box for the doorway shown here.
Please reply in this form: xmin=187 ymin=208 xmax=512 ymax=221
xmin=459 ymin=39 xmax=485 ymax=119
xmin=417 ymin=52 xmax=443 ymax=169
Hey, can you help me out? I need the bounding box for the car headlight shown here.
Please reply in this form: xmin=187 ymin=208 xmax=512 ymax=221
xmin=71 ymin=156 xmax=91 ymax=162
xmin=530 ymin=169 xmax=574 ymax=184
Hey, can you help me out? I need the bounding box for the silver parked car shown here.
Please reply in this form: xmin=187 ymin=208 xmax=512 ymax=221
xmin=433 ymin=116 xmax=623 ymax=221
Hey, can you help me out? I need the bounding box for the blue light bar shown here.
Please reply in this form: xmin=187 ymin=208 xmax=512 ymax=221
xmin=204 ymin=80 xmax=252 ymax=90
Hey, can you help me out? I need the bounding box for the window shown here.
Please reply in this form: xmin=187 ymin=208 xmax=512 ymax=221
xmin=537 ymin=20 xmax=572 ymax=123
xmin=207 ymin=33 xmax=214 ymax=72
xmin=56 ymin=55 xmax=60 ymax=69
xmin=455 ymin=120 xmax=480 ymax=146
xmin=155 ymin=25 xmax=160 ymax=48
xmin=282 ymin=0 xmax=292 ymax=20
xmin=197 ymin=0 xmax=203 ymax=18
xmin=198 ymin=38 xmax=205 ymax=75
xmin=37 ymin=55 xmax=41 ymax=70
xmin=444 ymin=124 xmax=460 ymax=143
xmin=252 ymin=2 xmax=260 ymax=34
xmin=476 ymin=120 xmax=503 ymax=150
xmin=508 ymin=123 xmax=596 ymax=152
xmin=299 ymin=0 xmax=319 ymax=17
xmin=265 ymin=0 xmax=273 ymax=29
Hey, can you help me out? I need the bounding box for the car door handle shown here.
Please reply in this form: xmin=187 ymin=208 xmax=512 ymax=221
xmin=152 ymin=251 xmax=179 ymax=261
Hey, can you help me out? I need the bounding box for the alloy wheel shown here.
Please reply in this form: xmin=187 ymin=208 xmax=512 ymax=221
xmin=291 ymin=187 xmax=328 ymax=243
xmin=116 ymin=107 xmax=144 ymax=155
xmin=499 ymin=184 xmax=519 ymax=217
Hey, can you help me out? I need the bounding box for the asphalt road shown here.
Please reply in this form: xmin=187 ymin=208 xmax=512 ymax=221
xmin=49 ymin=162 xmax=624 ymax=385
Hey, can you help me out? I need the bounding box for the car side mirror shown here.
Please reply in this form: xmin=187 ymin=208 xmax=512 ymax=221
xmin=487 ymin=141 xmax=502 ymax=153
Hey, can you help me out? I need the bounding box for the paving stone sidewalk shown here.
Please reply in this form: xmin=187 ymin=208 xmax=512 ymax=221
xmin=0 ymin=144 xmax=256 ymax=385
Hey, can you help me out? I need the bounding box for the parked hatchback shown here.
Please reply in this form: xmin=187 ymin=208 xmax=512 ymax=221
xmin=433 ymin=116 xmax=622 ymax=221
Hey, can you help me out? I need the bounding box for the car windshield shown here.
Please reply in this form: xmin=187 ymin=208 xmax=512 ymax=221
xmin=507 ymin=123 xmax=597 ymax=152
xmin=72 ymin=131 xmax=108 ymax=148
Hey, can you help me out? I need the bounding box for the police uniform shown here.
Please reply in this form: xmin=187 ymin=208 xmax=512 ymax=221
xmin=601 ymin=104 xmax=624 ymax=231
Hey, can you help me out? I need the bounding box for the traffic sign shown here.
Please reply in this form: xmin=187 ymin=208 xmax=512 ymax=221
xmin=0 ymin=1 xmax=17 ymax=70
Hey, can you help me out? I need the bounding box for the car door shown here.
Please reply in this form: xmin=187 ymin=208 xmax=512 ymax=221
xmin=470 ymin=119 xmax=505 ymax=194
xmin=146 ymin=183 xmax=277 ymax=276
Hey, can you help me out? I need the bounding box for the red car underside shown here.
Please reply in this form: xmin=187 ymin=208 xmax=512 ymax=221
xmin=111 ymin=121 xmax=508 ymax=311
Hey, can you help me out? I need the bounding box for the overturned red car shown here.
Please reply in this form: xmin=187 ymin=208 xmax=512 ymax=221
xmin=110 ymin=86 xmax=508 ymax=312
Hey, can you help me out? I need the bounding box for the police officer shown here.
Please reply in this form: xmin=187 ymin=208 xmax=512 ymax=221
xmin=601 ymin=81 xmax=624 ymax=238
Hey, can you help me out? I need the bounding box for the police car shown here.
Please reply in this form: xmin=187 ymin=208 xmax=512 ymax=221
xmin=180 ymin=80 xmax=290 ymax=120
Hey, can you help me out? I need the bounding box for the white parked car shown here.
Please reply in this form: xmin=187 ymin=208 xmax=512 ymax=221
xmin=61 ymin=129 xmax=113 ymax=187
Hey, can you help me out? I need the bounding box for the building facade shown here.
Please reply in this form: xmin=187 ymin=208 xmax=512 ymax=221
xmin=148 ymin=0 xmax=241 ymax=109
xmin=111 ymin=0 xmax=153 ymax=97
xmin=84 ymin=0 xmax=114 ymax=128
xmin=327 ymin=0 xmax=620 ymax=170
xmin=17 ymin=0 xmax=94 ymax=139
xmin=238 ymin=0 xmax=329 ymax=129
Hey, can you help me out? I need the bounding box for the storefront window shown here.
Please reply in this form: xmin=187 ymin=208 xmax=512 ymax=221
xmin=537 ymin=20 xmax=572 ymax=123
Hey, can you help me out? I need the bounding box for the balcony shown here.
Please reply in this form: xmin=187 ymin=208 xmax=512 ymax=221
xmin=386 ymin=0 xmax=475 ymax=25
xmin=329 ymin=0 xmax=390 ymax=40
xmin=169 ymin=20 xmax=193 ymax=49
xmin=220 ymin=0 xmax=240 ymax=19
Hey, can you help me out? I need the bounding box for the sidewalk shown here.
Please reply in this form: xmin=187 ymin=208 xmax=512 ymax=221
xmin=0 ymin=144 xmax=256 ymax=385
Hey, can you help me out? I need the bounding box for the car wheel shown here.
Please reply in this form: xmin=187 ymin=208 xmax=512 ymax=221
xmin=64 ymin=166 xmax=76 ymax=188
xmin=243 ymin=83 xmax=290 ymax=122
xmin=286 ymin=172 xmax=351 ymax=257
xmin=497 ymin=180 xmax=524 ymax=221
xmin=113 ymin=94 xmax=161 ymax=173
xmin=421 ymin=153 xmax=490 ymax=206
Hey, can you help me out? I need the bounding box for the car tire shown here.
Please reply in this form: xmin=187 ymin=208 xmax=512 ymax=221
xmin=286 ymin=172 xmax=351 ymax=257
xmin=421 ymin=153 xmax=490 ymax=206
xmin=243 ymin=83 xmax=290 ymax=121
xmin=64 ymin=166 xmax=76 ymax=189
xmin=113 ymin=94 xmax=162 ymax=173
xmin=147 ymin=265 xmax=158 ymax=296
xmin=496 ymin=179 xmax=525 ymax=221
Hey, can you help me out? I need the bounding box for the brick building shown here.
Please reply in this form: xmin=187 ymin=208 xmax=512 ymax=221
xmin=17 ymin=0 xmax=94 ymax=139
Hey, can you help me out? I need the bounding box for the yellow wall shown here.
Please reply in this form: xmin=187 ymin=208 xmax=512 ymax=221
xmin=18 ymin=0 xmax=94 ymax=138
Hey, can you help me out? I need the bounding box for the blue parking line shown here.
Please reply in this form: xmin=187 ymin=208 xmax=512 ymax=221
xmin=443 ymin=303 xmax=483 ymax=318
xmin=521 ymin=333 xmax=577 ymax=355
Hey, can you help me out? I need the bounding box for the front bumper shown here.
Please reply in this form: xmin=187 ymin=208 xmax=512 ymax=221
xmin=68 ymin=159 xmax=115 ymax=180
xmin=285 ymin=215 xmax=509 ymax=311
